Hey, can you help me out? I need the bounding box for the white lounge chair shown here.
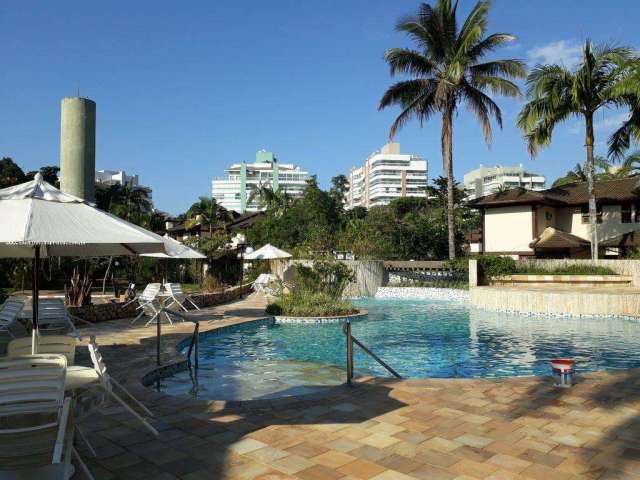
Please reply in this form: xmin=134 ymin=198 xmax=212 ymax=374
xmin=0 ymin=298 xmax=26 ymax=339
xmin=0 ymin=354 xmax=87 ymax=479
xmin=8 ymin=336 xmax=76 ymax=365
xmin=164 ymin=283 xmax=200 ymax=312
xmin=36 ymin=299 xmax=79 ymax=339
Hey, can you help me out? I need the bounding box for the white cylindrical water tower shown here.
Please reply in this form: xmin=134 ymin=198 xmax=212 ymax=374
xmin=59 ymin=97 xmax=96 ymax=202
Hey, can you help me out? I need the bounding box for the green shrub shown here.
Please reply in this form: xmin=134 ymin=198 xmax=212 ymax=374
xmin=202 ymin=275 xmax=223 ymax=292
xmin=295 ymin=260 xmax=355 ymax=299
xmin=267 ymin=291 xmax=357 ymax=317
xmin=477 ymin=256 xmax=517 ymax=279
xmin=517 ymin=264 xmax=616 ymax=275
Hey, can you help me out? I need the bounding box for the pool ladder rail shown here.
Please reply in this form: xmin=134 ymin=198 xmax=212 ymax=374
xmin=343 ymin=319 xmax=402 ymax=386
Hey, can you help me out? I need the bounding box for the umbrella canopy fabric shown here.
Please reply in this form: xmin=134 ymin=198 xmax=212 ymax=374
xmin=141 ymin=234 xmax=206 ymax=259
xmin=0 ymin=174 xmax=165 ymax=258
xmin=244 ymin=243 xmax=292 ymax=260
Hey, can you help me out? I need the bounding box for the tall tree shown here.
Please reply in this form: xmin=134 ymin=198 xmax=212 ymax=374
xmin=0 ymin=157 xmax=26 ymax=188
xmin=379 ymin=0 xmax=525 ymax=259
xmin=186 ymin=196 xmax=231 ymax=234
xmin=518 ymin=41 xmax=640 ymax=259
xmin=329 ymin=174 xmax=349 ymax=206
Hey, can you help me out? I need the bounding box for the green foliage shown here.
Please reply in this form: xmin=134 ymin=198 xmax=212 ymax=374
xmin=202 ymin=275 xmax=223 ymax=292
xmin=478 ymin=256 xmax=617 ymax=278
xmin=295 ymin=260 xmax=355 ymax=299
xmin=517 ymin=264 xmax=616 ymax=276
xmin=266 ymin=260 xmax=357 ymax=317
xmin=0 ymin=157 xmax=26 ymax=188
xmin=266 ymin=291 xmax=357 ymax=317
xmin=477 ymin=256 xmax=518 ymax=279
xmin=244 ymin=261 xmax=271 ymax=283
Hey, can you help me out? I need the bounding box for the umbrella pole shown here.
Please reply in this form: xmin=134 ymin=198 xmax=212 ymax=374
xmin=31 ymin=245 xmax=40 ymax=354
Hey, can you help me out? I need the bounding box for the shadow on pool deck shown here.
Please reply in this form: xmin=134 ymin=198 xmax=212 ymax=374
xmin=505 ymin=368 xmax=640 ymax=476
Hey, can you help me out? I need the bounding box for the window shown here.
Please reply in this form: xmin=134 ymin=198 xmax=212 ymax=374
xmin=581 ymin=205 xmax=603 ymax=224
xmin=622 ymin=204 xmax=632 ymax=223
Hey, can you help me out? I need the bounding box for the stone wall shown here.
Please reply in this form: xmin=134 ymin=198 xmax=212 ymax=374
xmin=470 ymin=286 xmax=640 ymax=317
xmin=69 ymin=284 xmax=253 ymax=323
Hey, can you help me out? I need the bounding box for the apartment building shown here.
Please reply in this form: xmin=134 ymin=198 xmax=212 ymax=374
xmin=212 ymin=150 xmax=310 ymax=213
xmin=345 ymin=142 xmax=427 ymax=209
xmin=463 ymin=164 xmax=546 ymax=200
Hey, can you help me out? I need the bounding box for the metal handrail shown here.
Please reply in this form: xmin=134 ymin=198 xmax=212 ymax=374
xmin=343 ymin=320 xmax=401 ymax=385
xmin=159 ymin=308 xmax=200 ymax=368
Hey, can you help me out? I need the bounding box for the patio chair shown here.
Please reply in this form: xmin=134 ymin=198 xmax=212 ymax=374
xmin=70 ymin=337 xmax=158 ymax=440
xmin=164 ymin=283 xmax=200 ymax=312
xmin=130 ymin=283 xmax=163 ymax=326
xmin=0 ymin=354 xmax=92 ymax=479
xmin=8 ymin=336 xmax=76 ymax=365
xmin=0 ymin=298 xmax=26 ymax=339
xmin=122 ymin=283 xmax=137 ymax=307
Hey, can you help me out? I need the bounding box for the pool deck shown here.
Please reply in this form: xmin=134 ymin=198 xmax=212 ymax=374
xmin=74 ymin=293 xmax=640 ymax=479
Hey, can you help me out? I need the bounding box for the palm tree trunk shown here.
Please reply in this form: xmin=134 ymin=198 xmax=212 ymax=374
xmin=585 ymin=113 xmax=598 ymax=261
xmin=442 ymin=109 xmax=456 ymax=260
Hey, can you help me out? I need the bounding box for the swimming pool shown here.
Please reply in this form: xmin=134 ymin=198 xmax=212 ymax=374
xmin=157 ymin=298 xmax=640 ymax=400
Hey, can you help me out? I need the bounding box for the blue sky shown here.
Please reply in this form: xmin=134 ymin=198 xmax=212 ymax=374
xmin=2 ymin=0 xmax=639 ymax=215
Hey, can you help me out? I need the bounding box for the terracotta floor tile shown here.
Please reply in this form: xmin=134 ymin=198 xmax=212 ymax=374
xmin=312 ymin=450 xmax=357 ymax=469
xmin=296 ymin=464 xmax=345 ymax=480
xmin=338 ymin=459 xmax=387 ymax=479
xmin=286 ymin=442 xmax=329 ymax=459
xmin=487 ymin=453 xmax=532 ymax=473
xmin=360 ymin=433 xmax=401 ymax=449
xmin=410 ymin=464 xmax=457 ymax=480
xmin=450 ymin=458 xmax=499 ymax=478
xmin=270 ymin=454 xmax=315 ymax=475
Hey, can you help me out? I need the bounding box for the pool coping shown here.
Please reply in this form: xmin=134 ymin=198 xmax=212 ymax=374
xmin=274 ymin=309 xmax=368 ymax=324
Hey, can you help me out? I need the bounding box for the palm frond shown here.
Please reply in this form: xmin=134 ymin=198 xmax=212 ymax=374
xmin=466 ymin=33 xmax=516 ymax=61
xmin=471 ymin=75 xmax=521 ymax=97
xmin=383 ymin=48 xmax=437 ymax=77
xmin=608 ymin=109 xmax=640 ymax=159
xmin=471 ymin=59 xmax=526 ymax=80
xmin=456 ymin=1 xmax=489 ymax=55
xmin=461 ymin=83 xmax=502 ymax=144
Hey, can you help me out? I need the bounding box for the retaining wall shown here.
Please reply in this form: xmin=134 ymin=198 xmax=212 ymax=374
xmin=470 ymin=286 xmax=640 ymax=317
xmin=522 ymin=259 xmax=640 ymax=286
xmin=69 ymin=284 xmax=253 ymax=323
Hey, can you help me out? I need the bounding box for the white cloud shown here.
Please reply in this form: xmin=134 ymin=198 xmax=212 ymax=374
xmin=527 ymin=40 xmax=582 ymax=68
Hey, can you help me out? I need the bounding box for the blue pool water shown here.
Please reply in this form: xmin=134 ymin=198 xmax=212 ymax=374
xmin=159 ymin=298 xmax=640 ymax=400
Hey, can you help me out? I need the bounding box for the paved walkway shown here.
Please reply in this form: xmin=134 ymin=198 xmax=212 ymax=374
xmin=74 ymin=294 xmax=640 ymax=480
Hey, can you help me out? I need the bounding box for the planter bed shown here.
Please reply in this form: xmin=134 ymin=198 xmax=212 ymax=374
xmin=490 ymin=274 xmax=632 ymax=288
xmin=274 ymin=310 xmax=367 ymax=324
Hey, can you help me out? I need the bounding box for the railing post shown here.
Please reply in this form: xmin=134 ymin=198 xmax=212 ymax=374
xmin=156 ymin=316 xmax=161 ymax=366
xmin=345 ymin=320 xmax=353 ymax=386
xmin=194 ymin=323 xmax=200 ymax=369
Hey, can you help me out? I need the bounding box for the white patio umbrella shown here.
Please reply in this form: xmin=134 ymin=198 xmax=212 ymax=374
xmin=0 ymin=173 xmax=165 ymax=340
xmin=141 ymin=234 xmax=206 ymax=259
xmin=244 ymin=243 xmax=292 ymax=260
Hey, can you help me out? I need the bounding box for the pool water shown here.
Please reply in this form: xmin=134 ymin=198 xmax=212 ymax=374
xmin=158 ymin=298 xmax=640 ymax=400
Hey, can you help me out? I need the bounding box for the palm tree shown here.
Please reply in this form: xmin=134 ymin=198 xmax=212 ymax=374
xmin=248 ymin=184 xmax=291 ymax=217
xmin=379 ymin=0 xmax=525 ymax=259
xmin=518 ymin=41 xmax=640 ymax=260
xmin=552 ymin=163 xmax=588 ymax=187
xmin=186 ymin=196 xmax=230 ymax=234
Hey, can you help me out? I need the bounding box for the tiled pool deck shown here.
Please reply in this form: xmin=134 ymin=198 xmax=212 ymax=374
xmin=74 ymin=294 xmax=640 ymax=479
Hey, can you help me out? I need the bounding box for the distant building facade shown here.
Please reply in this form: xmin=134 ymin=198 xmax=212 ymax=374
xmin=345 ymin=142 xmax=427 ymax=209
xmin=212 ymin=150 xmax=310 ymax=213
xmin=463 ymin=164 xmax=545 ymax=200
xmin=95 ymin=169 xmax=152 ymax=198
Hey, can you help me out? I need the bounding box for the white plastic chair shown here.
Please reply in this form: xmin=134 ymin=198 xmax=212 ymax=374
xmin=164 ymin=283 xmax=200 ymax=311
xmin=8 ymin=336 xmax=76 ymax=366
xmin=130 ymin=284 xmax=163 ymax=326
xmin=0 ymin=354 xmax=85 ymax=479
xmin=0 ymin=298 xmax=26 ymax=339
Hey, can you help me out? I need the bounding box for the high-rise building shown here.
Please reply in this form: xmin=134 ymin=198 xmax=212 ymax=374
xmin=212 ymin=150 xmax=310 ymax=213
xmin=345 ymin=142 xmax=428 ymax=209
xmin=463 ymin=164 xmax=546 ymax=200
xmin=95 ymin=169 xmax=152 ymax=199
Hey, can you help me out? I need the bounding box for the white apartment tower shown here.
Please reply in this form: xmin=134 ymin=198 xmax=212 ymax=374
xmin=212 ymin=150 xmax=310 ymax=213
xmin=345 ymin=142 xmax=428 ymax=209
xmin=463 ymin=164 xmax=546 ymax=200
